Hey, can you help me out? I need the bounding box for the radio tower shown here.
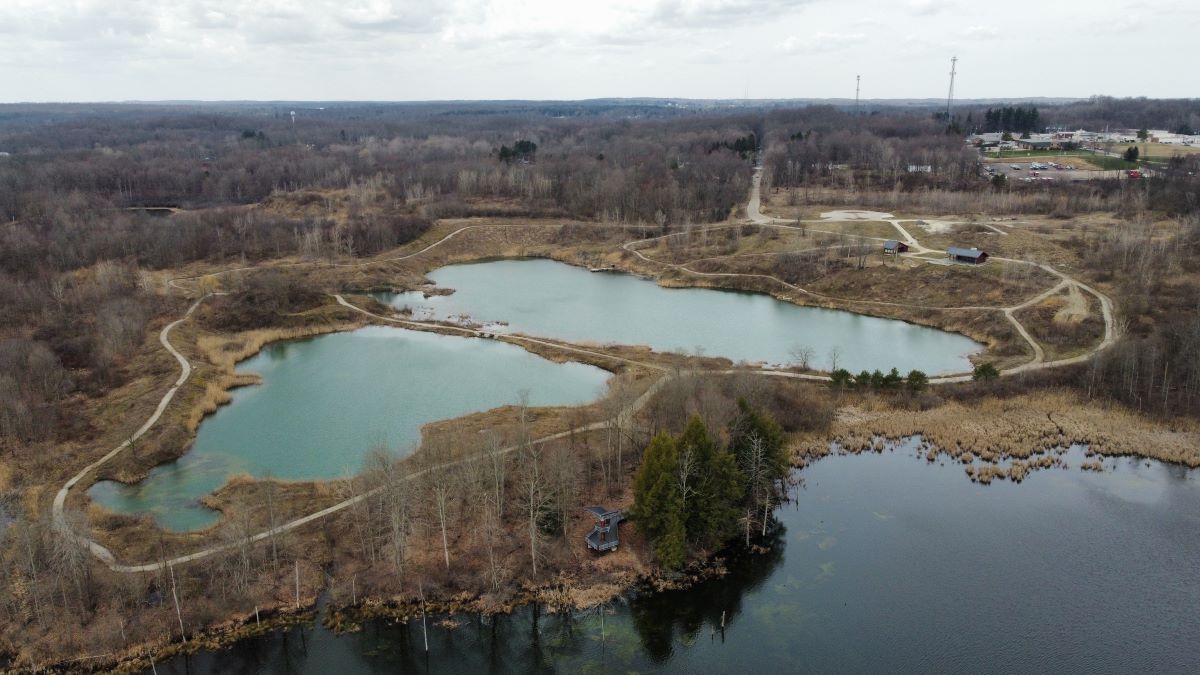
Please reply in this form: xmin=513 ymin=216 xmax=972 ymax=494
xmin=946 ymin=56 xmax=958 ymax=118
xmin=855 ymin=75 xmax=861 ymax=115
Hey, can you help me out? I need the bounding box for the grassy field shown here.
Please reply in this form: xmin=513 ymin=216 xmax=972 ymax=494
xmin=1081 ymin=155 xmax=1140 ymax=170
xmin=1101 ymin=141 xmax=1200 ymax=160
xmin=984 ymin=149 xmax=1090 ymax=159
xmin=982 ymin=149 xmax=1137 ymax=170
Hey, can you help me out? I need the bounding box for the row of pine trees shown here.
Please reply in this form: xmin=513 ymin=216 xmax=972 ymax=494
xmin=630 ymin=400 xmax=789 ymax=569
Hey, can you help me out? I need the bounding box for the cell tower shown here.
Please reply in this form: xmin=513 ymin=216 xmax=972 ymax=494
xmin=946 ymin=56 xmax=958 ymax=118
xmin=855 ymin=75 xmax=861 ymax=115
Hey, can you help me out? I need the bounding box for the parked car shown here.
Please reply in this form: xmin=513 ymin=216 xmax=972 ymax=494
xmin=1127 ymin=170 xmax=1142 ymax=179
xmin=1011 ymin=165 xmax=1021 ymax=170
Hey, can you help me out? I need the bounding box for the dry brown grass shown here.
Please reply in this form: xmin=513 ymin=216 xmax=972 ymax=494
xmin=763 ymin=184 xmax=1119 ymax=217
xmin=795 ymin=390 xmax=1200 ymax=477
xmin=181 ymin=323 xmax=365 ymax=434
xmin=807 ymin=258 xmax=1057 ymax=307
xmin=1012 ymin=288 xmax=1105 ymax=361
xmin=185 ymin=373 xmax=261 ymax=432
xmin=914 ymin=226 xmax=1085 ymax=269
xmin=196 ymin=323 xmax=361 ymax=373
xmin=1102 ymin=142 xmax=1200 ymax=159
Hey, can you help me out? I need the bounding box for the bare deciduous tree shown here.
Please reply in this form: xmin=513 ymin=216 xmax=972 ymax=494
xmin=789 ymin=344 xmax=814 ymax=371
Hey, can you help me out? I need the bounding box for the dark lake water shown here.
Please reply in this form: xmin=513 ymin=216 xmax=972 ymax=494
xmin=154 ymin=441 xmax=1200 ymax=674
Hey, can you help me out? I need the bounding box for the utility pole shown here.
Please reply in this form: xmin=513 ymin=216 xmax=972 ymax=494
xmin=855 ymin=75 xmax=861 ymax=116
xmin=946 ymin=56 xmax=958 ymax=119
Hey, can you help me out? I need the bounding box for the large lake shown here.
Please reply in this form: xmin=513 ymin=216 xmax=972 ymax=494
xmin=88 ymin=327 xmax=610 ymax=531
xmin=384 ymin=258 xmax=982 ymax=374
xmin=154 ymin=441 xmax=1200 ymax=673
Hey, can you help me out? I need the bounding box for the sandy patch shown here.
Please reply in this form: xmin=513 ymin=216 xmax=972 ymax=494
xmin=910 ymin=219 xmax=960 ymax=234
xmin=819 ymin=210 xmax=893 ymax=220
xmin=1054 ymin=284 xmax=1089 ymax=324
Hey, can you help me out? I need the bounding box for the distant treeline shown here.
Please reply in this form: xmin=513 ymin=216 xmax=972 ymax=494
xmin=762 ymin=106 xmax=979 ymax=190
xmin=979 ymin=106 xmax=1042 ymax=134
xmin=957 ymin=97 xmax=1200 ymax=134
xmin=0 ymin=104 xmax=758 ymax=227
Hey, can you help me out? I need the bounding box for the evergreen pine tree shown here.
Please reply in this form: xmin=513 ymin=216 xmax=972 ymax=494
xmin=676 ymin=416 xmax=715 ymax=538
xmin=699 ymin=447 xmax=745 ymax=548
xmin=630 ymin=433 xmax=684 ymax=557
xmin=677 ymin=416 xmax=745 ymax=548
xmin=655 ymin=508 xmax=688 ymax=570
xmin=727 ymin=399 xmax=788 ymax=487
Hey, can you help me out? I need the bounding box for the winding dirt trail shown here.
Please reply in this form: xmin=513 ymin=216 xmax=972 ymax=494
xmin=672 ymin=167 xmax=1117 ymax=372
xmin=52 ymin=296 xmax=214 ymax=566
xmin=55 ymin=167 xmax=1119 ymax=572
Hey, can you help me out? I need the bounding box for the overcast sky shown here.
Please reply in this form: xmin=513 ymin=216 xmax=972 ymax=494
xmin=1 ymin=0 xmax=1195 ymax=103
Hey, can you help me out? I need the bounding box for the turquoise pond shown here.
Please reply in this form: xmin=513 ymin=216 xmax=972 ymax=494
xmin=383 ymin=258 xmax=983 ymax=374
xmin=88 ymin=326 xmax=610 ymax=531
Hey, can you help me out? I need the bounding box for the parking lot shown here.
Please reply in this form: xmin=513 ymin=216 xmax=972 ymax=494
xmin=983 ymin=161 xmax=1129 ymax=182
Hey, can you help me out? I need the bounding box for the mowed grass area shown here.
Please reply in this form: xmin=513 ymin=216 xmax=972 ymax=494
xmin=1079 ymin=155 xmax=1140 ymax=170
xmin=1101 ymin=142 xmax=1200 ymax=160
xmin=984 ymin=149 xmax=1091 ymax=159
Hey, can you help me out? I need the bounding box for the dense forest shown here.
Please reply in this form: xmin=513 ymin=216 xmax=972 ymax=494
xmin=1039 ymin=96 xmax=1200 ymax=133
xmin=0 ymin=103 xmax=757 ymax=225
xmin=979 ymin=105 xmax=1042 ymax=134
xmin=761 ymin=105 xmax=979 ymax=190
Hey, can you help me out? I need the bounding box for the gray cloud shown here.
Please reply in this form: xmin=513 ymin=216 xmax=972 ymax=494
xmin=649 ymin=0 xmax=813 ymax=28
xmin=777 ymin=31 xmax=867 ymax=54
xmin=0 ymin=0 xmax=1193 ymax=101
xmin=906 ymin=0 xmax=953 ymax=16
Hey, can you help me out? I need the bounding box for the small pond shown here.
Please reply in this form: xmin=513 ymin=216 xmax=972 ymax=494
xmin=382 ymin=258 xmax=982 ymax=374
xmin=89 ymin=326 xmax=610 ymax=531
xmin=154 ymin=441 xmax=1200 ymax=673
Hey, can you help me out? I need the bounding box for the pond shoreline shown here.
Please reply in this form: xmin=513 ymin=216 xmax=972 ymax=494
xmin=86 ymin=321 xmax=617 ymax=533
xmin=78 ymin=441 xmax=1200 ymax=673
xmin=382 ymin=256 xmax=986 ymax=375
xmin=65 ymin=520 xmax=770 ymax=673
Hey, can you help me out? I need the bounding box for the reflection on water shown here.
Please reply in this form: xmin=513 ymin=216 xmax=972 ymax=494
xmin=157 ymin=439 xmax=1200 ymax=673
xmin=628 ymin=523 xmax=786 ymax=664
